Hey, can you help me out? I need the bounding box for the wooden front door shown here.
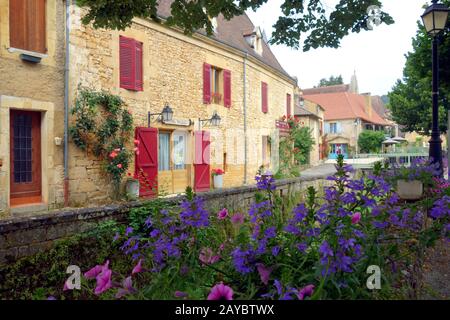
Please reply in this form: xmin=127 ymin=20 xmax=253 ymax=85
xmin=10 ymin=110 xmax=42 ymax=205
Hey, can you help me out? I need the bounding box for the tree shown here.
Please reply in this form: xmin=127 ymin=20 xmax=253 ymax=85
xmin=76 ymin=0 xmax=394 ymax=51
xmin=388 ymin=0 xmax=450 ymax=135
xmin=358 ymin=130 xmax=385 ymax=153
xmin=317 ymin=75 xmax=344 ymax=87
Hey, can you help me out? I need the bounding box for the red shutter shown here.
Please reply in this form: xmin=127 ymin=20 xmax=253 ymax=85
xmin=262 ymin=82 xmax=268 ymax=113
xmin=286 ymin=93 xmax=291 ymax=117
xmin=135 ymin=40 xmax=143 ymax=91
xmin=223 ymin=70 xmax=231 ymax=108
xmin=120 ymin=36 xmax=135 ymax=90
xmin=135 ymin=127 xmax=158 ymax=197
xmin=194 ymin=131 xmax=211 ymax=192
xmin=203 ymin=63 xmax=211 ymax=104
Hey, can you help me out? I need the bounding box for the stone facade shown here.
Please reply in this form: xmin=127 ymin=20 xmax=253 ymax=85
xmin=0 ymin=0 xmax=66 ymax=216
xmin=0 ymin=1 xmax=296 ymax=217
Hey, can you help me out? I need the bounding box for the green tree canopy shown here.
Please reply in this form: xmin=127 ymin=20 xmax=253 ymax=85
xmin=76 ymin=0 xmax=393 ymax=51
xmin=358 ymin=130 xmax=385 ymax=153
xmin=317 ymin=75 xmax=344 ymax=87
xmin=388 ymin=0 xmax=450 ymax=135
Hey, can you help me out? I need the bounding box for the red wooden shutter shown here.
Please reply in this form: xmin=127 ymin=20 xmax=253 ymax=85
xmin=135 ymin=127 xmax=158 ymax=197
xmin=286 ymin=93 xmax=291 ymax=117
xmin=135 ymin=40 xmax=143 ymax=91
xmin=223 ymin=70 xmax=231 ymax=108
xmin=203 ymin=63 xmax=211 ymax=104
xmin=9 ymin=0 xmax=27 ymax=51
xmin=262 ymin=82 xmax=268 ymax=113
xmin=194 ymin=131 xmax=211 ymax=192
xmin=120 ymin=36 xmax=136 ymax=90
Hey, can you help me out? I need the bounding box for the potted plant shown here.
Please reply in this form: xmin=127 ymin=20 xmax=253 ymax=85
xmin=125 ymin=172 xmax=140 ymax=200
xmin=212 ymin=168 xmax=224 ymax=189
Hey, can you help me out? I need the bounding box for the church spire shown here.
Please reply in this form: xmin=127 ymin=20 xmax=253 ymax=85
xmin=350 ymin=70 xmax=359 ymax=94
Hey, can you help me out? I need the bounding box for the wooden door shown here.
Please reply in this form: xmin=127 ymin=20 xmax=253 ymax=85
xmin=10 ymin=110 xmax=42 ymax=205
xmin=194 ymin=131 xmax=211 ymax=192
xmin=135 ymin=127 xmax=158 ymax=197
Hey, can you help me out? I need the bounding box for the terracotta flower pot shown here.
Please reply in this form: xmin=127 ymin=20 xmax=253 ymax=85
xmin=397 ymin=179 xmax=423 ymax=200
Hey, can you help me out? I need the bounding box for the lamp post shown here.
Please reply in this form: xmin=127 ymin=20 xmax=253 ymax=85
xmin=148 ymin=104 xmax=174 ymax=127
xmin=421 ymin=0 xmax=449 ymax=177
xmin=198 ymin=111 xmax=221 ymax=130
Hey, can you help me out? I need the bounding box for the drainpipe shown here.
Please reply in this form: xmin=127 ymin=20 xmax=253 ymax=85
xmin=243 ymin=52 xmax=248 ymax=185
xmin=64 ymin=0 xmax=71 ymax=206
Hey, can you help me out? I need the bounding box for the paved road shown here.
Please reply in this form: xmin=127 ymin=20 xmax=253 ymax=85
xmin=301 ymin=164 xmax=337 ymax=179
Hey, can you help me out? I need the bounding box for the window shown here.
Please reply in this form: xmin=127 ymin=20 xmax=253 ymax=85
xmin=261 ymin=82 xmax=268 ymax=113
xmin=330 ymin=123 xmax=338 ymax=134
xmin=203 ymin=63 xmax=231 ymax=107
xmin=173 ymin=133 xmax=187 ymax=170
xmin=120 ymin=36 xmax=143 ymax=91
xmin=9 ymin=0 xmax=46 ymax=53
xmin=158 ymin=133 xmax=170 ymax=171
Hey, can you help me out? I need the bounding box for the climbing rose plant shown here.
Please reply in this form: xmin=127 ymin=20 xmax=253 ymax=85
xmin=69 ymin=88 xmax=134 ymax=189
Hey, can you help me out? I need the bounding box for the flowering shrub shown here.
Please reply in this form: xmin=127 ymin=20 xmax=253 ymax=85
xmin=69 ymin=155 xmax=448 ymax=300
xmin=211 ymin=168 xmax=225 ymax=176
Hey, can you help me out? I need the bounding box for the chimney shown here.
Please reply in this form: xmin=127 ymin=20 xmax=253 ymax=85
xmin=362 ymin=93 xmax=372 ymax=119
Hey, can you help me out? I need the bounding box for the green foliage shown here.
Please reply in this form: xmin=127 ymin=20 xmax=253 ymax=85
xmin=358 ymin=130 xmax=385 ymax=153
xmin=388 ymin=2 xmax=450 ymax=135
xmin=317 ymin=75 xmax=343 ymax=87
xmin=69 ymin=88 xmax=134 ymax=188
xmin=277 ymin=117 xmax=315 ymax=178
xmin=75 ymin=0 xmax=393 ymax=52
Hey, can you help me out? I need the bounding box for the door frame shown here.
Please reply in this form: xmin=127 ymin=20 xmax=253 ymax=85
xmin=0 ymin=96 xmax=54 ymax=211
xmin=9 ymin=110 xmax=42 ymax=205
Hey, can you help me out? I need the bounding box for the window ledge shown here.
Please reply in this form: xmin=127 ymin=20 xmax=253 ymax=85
xmin=8 ymin=47 xmax=48 ymax=63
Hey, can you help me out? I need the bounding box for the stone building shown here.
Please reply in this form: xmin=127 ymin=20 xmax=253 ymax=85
xmin=0 ymin=0 xmax=296 ymax=216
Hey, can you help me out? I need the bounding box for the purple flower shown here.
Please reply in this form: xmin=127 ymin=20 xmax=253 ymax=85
xmin=132 ymin=259 xmax=143 ymax=275
xmin=271 ymin=246 xmax=281 ymax=257
xmin=47 ymin=296 xmax=57 ymax=300
xmin=207 ymin=283 xmax=234 ymax=300
xmin=319 ymin=241 xmax=333 ymax=265
xmin=180 ymin=196 xmax=210 ymax=228
xmin=125 ymin=226 xmax=133 ymax=236
xmin=84 ymin=260 xmax=110 ymax=279
xmin=175 ymin=291 xmax=188 ymax=298
xmin=199 ymin=247 xmax=220 ymax=265
xmin=231 ymin=213 xmax=245 ymax=225
xmin=256 ymin=263 xmax=273 ymax=285
xmin=217 ymin=208 xmax=229 ymax=220
xmin=116 ymin=276 xmax=137 ymax=299
xmin=351 ymin=212 xmax=361 ymax=224
xmin=297 ymin=284 xmax=315 ymax=300
xmin=94 ymin=268 xmax=112 ymax=295
xmin=232 ymin=247 xmax=255 ymax=274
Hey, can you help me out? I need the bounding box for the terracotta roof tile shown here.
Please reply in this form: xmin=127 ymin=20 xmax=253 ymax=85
xmin=303 ymin=92 xmax=388 ymax=125
xmin=302 ymin=84 xmax=350 ymax=95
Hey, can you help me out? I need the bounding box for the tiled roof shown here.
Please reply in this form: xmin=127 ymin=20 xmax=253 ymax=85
xmin=303 ymin=92 xmax=388 ymax=125
xmin=156 ymin=0 xmax=294 ymax=81
xmin=294 ymin=106 xmax=320 ymax=118
xmin=371 ymin=95 xmax=390 ymax=119
xmin=301 ymin=84 xmax=350 ymax=95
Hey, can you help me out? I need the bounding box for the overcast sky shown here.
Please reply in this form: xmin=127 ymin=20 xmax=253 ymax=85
xmin=246 ymin=0 xmax=429 ymax=96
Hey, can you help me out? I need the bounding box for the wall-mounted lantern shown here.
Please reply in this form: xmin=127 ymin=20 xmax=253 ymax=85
xmin=198 ymin=111 xmax=221 ymax=130
xmin=148 ymin=104 xmax=174 ymax=127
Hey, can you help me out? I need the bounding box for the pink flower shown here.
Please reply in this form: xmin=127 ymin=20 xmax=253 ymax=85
xmin=217 ymin=208 xmax=228 ymax=220
xmin=117 ymin=163 xmax=123 ymax=169
xmin=132 ymin=259 xmax=143 ymax=275
xmin=297 ymin=284 xmax=315 ymax=300
xmin=116 ymin=276 xmax=137 ymax=299
xmin=134 ymin=139 xmax=140 ymax=146
xmin=199 ymin=247 xmax=220 ymax=265
xmin=94 ymin=268 xmax=112 ymax=295
xmin=84 ymin=260 xmax=110 ymax=279
xmin=351 ymin=212 xmax=361 ymax=224
xmin=230 ymin=213 xmax=245 ymax=225
xmin=207 ymin=282 xmax=234 ymax=300
xmin=256 ymin=263 xmax=273 ymax=285
xmin=109 ymin=151 xmax=118 ymax=159
xmin=63 ymin=281 xmax=70 ymax=291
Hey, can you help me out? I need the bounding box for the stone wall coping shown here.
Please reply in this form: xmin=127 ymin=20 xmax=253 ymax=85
xmin=0 ymin=173 xmax=330 ymax=234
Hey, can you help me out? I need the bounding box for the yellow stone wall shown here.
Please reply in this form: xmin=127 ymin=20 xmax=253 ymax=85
xmin=67 ymin=5 xmax=296 ymax=201
xmin=0 ymin=0 xmax=65 ymax=215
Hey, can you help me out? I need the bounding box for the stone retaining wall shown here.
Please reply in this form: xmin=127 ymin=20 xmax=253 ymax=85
xmin=0 ymin=174 xmax=331 ymax=265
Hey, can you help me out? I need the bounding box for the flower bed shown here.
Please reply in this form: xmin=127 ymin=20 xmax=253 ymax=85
xmin=2 ymin=156 xmax=449 ymax=300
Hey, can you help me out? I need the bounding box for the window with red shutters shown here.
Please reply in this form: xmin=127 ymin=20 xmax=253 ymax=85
xmin=286 ymin=93 xmax=291 ymax=117
xmin=261 ymin=82 xmax=268 ymax=113
xmin=223 ymin=69 xmax=231 ymax=108
xmin=203 ymin=63 xmax=211 ymax=104
xmin=120 ymin=36 xmax=143 ymax=91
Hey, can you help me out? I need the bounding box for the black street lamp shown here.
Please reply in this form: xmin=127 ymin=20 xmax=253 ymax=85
xmin=148 ymin=104 xmax=174 ymax=126
xmin=198 ymin=111 xmax=221 ymax=130
xmin=421 ymin=0 xmax=449 ymax=177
